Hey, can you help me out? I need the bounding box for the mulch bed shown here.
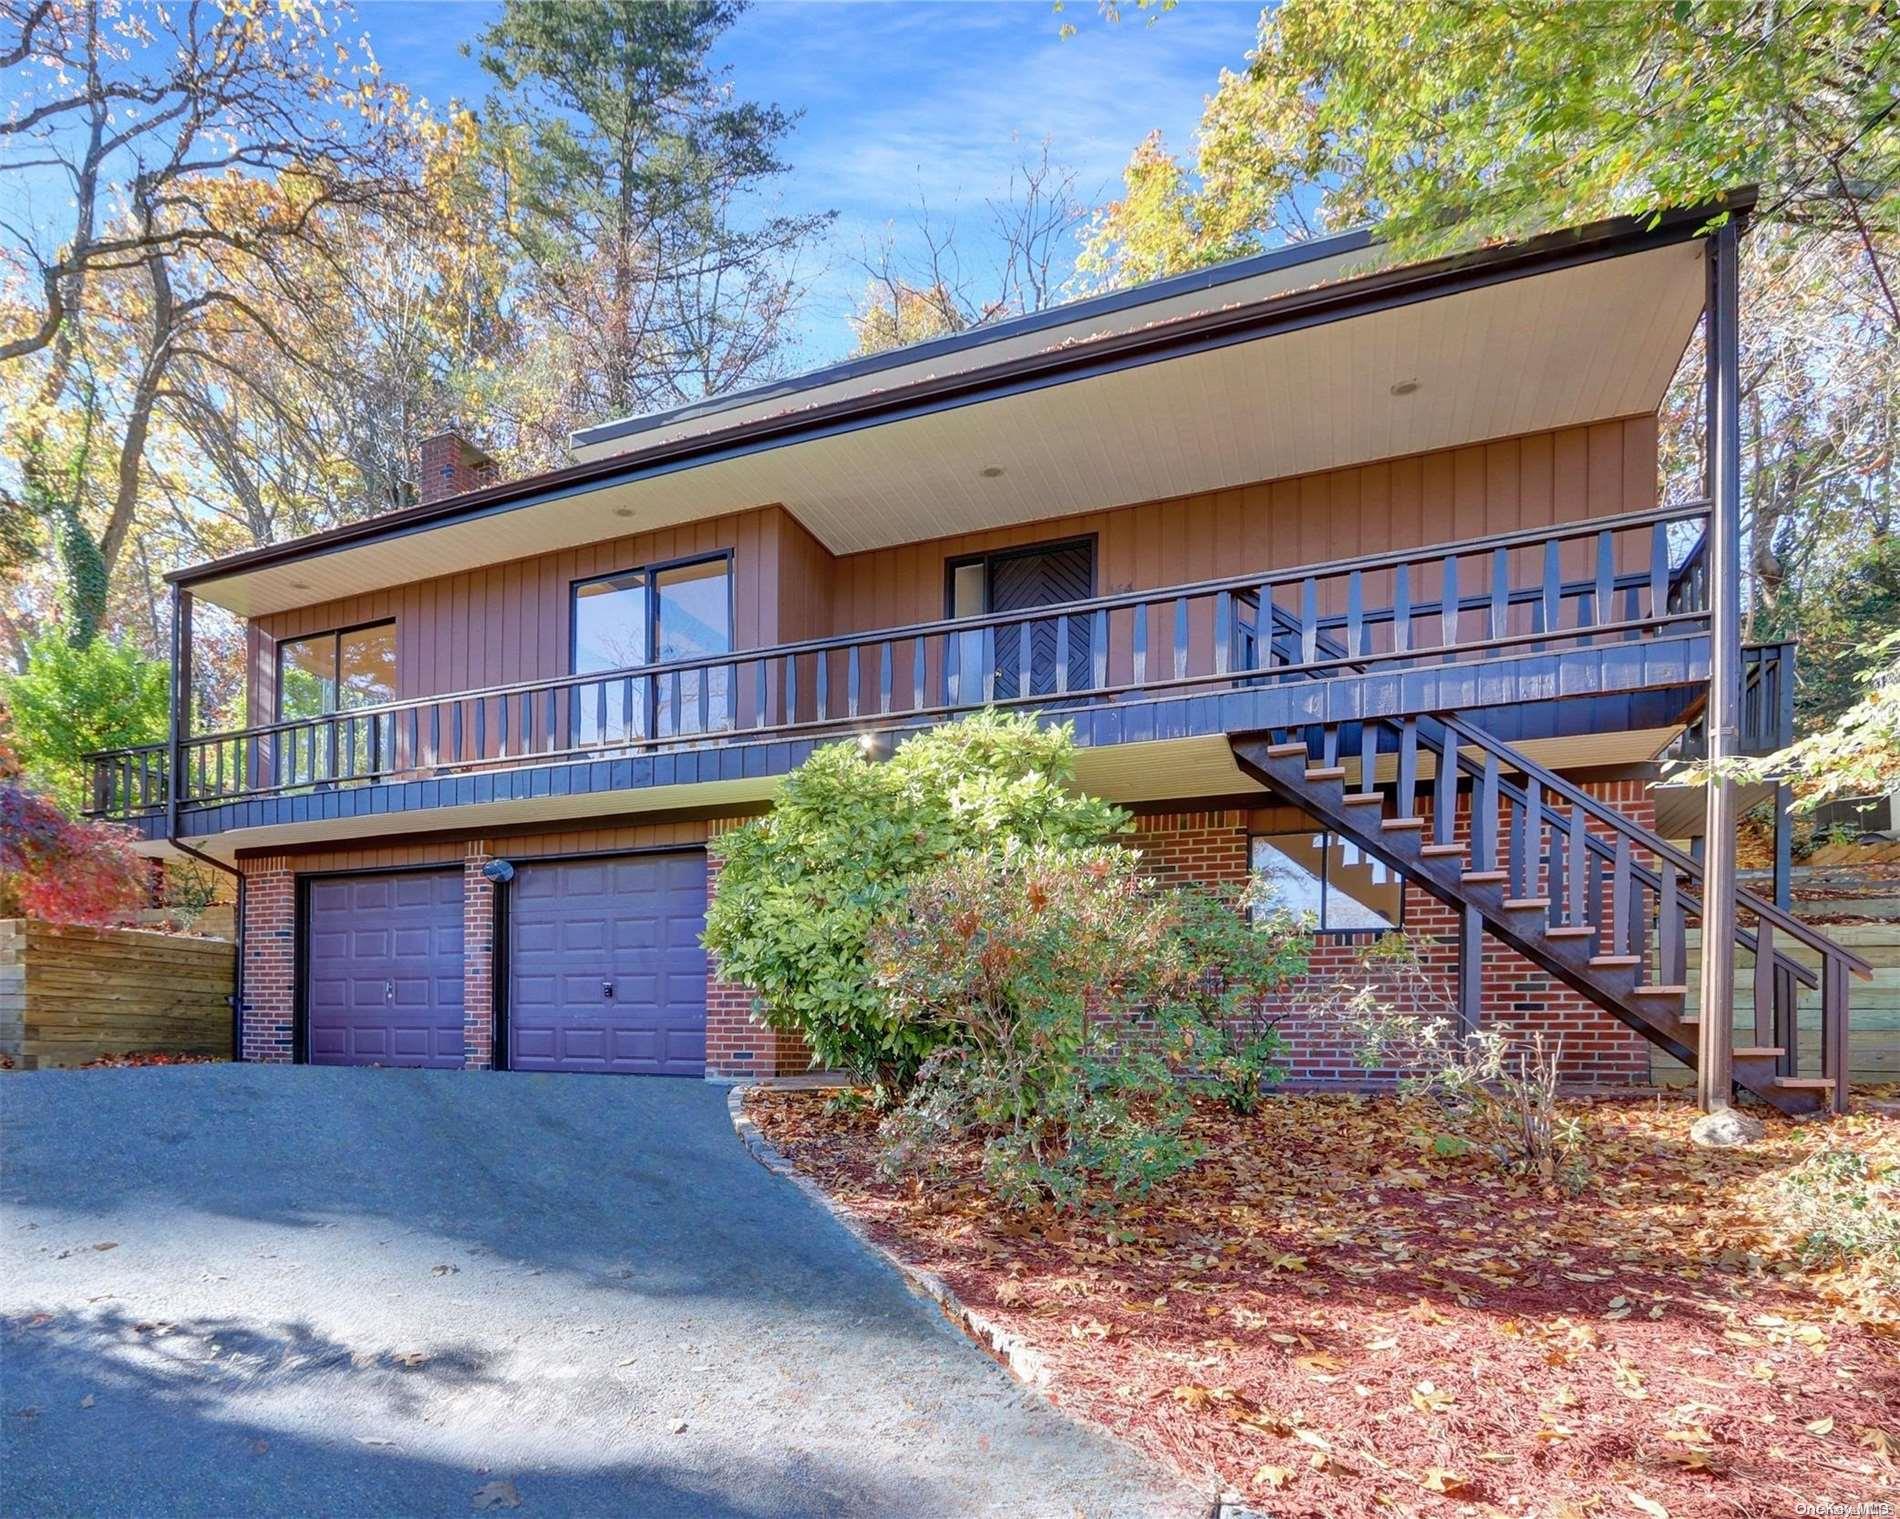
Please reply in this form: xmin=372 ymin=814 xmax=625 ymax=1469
xmin=747 ymin=1088 xmax=1898 ymax=1518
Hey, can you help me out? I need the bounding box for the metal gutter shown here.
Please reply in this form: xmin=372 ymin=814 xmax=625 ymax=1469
xmin=167 ymin=192 xmax=1755 ymax=592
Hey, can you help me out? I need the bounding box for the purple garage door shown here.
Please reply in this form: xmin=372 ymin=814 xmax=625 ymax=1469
xmin=507 ymin=852 xmax=707 ymax=1076
xmin=305 ymin=869 xmax=465 ymax=1067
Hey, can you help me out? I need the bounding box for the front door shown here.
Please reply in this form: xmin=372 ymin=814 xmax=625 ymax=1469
xmin=506 ymin=852 xmax=708 ymax=1076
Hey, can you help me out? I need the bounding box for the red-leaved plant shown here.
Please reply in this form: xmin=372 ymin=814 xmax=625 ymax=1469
xmin=0 ymin=783 xmax=149 ymax=925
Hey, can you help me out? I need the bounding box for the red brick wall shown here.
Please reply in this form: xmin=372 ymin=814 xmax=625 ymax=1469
xmin=238 ymin=866 xmax=296 ymax=1062
xmin=463 ymin=850 xmax=496 ymax=1069
xmin=703 ymin=826 xmax=814 ymax=1081
xmin=1128 ymin=784 xmax=1657 ymax=1089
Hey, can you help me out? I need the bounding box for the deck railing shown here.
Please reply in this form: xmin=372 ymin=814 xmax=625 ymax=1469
xmin=86 ymin=503 xmax=1715 ymax=822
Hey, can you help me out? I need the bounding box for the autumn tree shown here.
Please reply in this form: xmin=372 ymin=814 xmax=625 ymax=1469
xmin=474 ymin=0 xmax=832 ymax=433
xmin=0 ymin=0 xmax=418 ymax=647
xmin=849 ymin=141 xmax=1086 ymax=356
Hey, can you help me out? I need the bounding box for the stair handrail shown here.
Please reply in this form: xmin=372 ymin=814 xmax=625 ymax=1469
xmin=1436 ymin=713 xmax=1872 ymax=980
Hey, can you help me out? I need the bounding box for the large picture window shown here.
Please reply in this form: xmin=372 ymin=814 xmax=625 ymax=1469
xmin=1251 ymin=830 xmax=1402 ymax=933
xmin=571 ymin=553 xmax=732 ymax=742
xmin=274 ymin=621 xmax=396 ymax=784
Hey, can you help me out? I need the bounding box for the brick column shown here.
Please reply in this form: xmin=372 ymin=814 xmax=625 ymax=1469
xmin=701 ymin=836 xmax=813 ymax=1081
xmin=463 ymin=849 xmax=496 ymax=1069
xmin=239 ymin=864 xmax=296 ymax=1062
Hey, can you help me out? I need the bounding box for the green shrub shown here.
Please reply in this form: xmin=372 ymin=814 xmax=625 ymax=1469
xmin=2 ymin=633 xmax=169 ymax=813
xmin=701 ymin=711 xmax=1128 ymax=1090
xmin=869 ymin=844 xmax=1312 ymax=1210
xmin=1774 ymin=1144 xmax=1900 ymax=1271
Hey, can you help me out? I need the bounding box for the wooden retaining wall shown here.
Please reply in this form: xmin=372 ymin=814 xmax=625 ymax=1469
xmin=0 ymin=920 xmax=234 ymax=1070
xmin=1661 ymin=922 xmax=1900 ymax=1089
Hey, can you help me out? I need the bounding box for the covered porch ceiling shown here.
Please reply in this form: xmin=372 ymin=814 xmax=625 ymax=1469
xmin=181 ymin=209 xmax=1720 ymax=619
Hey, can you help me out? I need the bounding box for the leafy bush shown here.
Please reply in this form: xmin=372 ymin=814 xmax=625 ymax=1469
xmin=1166 ymin=883 xmax=1308 ymax=1114
xmin=1335 ymin=934 xmax=1585 ymax=1188
xmin=1772 ymin=1144 xmax=1900 ymax=1273
xmin=2 ymin=634 xmax=169 ymax=813
xmin=869 ymin=845 xmax=1311 ymax=1210
xmin=702 ymin=711 xmax=1127 ymax=1090
xmin=0 ymin=783 xmax=149 ymax=924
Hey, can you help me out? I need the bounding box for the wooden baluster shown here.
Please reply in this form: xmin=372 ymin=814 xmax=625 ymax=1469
xmin=1659 ymin=863 xmax=1683 ymax=985
xmin=1396 ymin=719 xmax=1418 ymax=818
xmin=1322 ymin=723 xmax=1339 ymax=768
xmin=1433 ymin=723 xmax=1458 ymax=847
xmin=1054 ymin=618 xmax=1071 ymax=694
xmin=752 ymin=661 xmax=766 ymax=731
xmin=499 ymin=690 xmax=512 ymax=758
xmin=1253 ymin=582 xmax=1272 ymax=671
xmin=1649 ymin=522 xmax=1669 ymax=623
xmin=1358 ymin=721 xmax=1378 ymax=796
xmin=669 ymin=669 xmax=682 ymax=735
xmin=541 ymin=688 xmax=553 ymax=751
xmin=912 ymin=638 xmax=925 ymax=713
xmin=1542 ymin=539 xmax=1562 ymax=645
xmin=1132 ymin=602 xmax=1148 ymax=688
xmin=1753 ymin=917 xmax=1776 ymax=1046
xmin=1173 ymin=595 xmax=1189 ymax=681
xmin=696 ymin=665 xmax=710 ymax=733
xmin=1607 ymin=837 xmax=1631 ymax=956
xmin=1517 ymin=777 xmax=1542 ymax=897
xmin=1393 ymin=564 xmax=1412 ymax=661
xmin=1472 ymin=754 xmax=1499 ymax=872
xmin=1214 ymin=590 xmax=1231 ymax=677
xmin=785 ymin=654 xmax=798 ymax=727
xmin=878 ymin=641 xmax=893 ymax=714
xmin=1822 ymin=957 xmax=1847 ymax=1110
xmin=1490 ymin=546 xmax=1510 ymax=644
xmin=1300 ymin=578 xmax=1318 ymax=666
xmin=1593 ymin=529 xmax=1614 ymax=636
xmin=328 ymin=716 xmax=341 ymax=781
xmin=847 ymin=645 xmax=861 ymax=719
xmin=215 ymin=739 xmax=226 ymax=798
xmin=1017 ymin=621 xmax=1031 ymax=699
xmin=1773 ymin=961 xmax=1797 ymax=1077
xmin=1346 ymin=571 xmax=1364 ymax=659
xmin=595 ymin=680 xmax=608 ymax=748
xmin=815 ymin=647 xmax=829 ymax=721
xmin=1092 ymin=608 xmax=1108 ymax=691
xmin=980 ymin=625 xmax=996 ymax=704
xmin=1440 ymin=553 xmax=1460 ymax=656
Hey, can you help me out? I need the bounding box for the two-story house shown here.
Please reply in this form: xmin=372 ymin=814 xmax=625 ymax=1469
xmin=86 ymin=192 xmax=1869 ymax=1114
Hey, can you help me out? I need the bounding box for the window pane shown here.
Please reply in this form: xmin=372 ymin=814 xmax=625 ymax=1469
xmin=574 ymin=573 xmax=648 ymax=674
xmin=1250 ymin=833 xmax=1325 ymax=923
xmin=278 ymin=635 xmax=336 ymax=722
xmin=951 ymin=562 xmax=987 ymax=701
xmin=657 ymin=559 xmax=731 ymax=735
xmin=1323 ymin=836 xmax=1400 ymax=931
xmin=337 ymin=624 xmax=396 ymax=710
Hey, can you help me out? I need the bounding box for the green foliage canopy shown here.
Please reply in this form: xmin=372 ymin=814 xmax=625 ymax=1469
xmin=701 ymin=711 xmax=1129 ymax=1089
xmin=2 ymin=634 xmax=169 ymax=813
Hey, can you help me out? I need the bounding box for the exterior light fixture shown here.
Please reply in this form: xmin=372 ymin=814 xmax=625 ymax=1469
xmin=858 ymin=731 xmax=894 ymax=761
xmin=1389 ymin=379 xmax=1420 ymax=396
xmin=978 ymin=465 xmax=1005 ymax=479
xmin=481 ymin=858 xmax=516 ymax=883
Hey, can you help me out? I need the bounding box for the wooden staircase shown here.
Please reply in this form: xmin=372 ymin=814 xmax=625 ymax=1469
xmin=1232 ymin=713 xmax=1872 ymax=1116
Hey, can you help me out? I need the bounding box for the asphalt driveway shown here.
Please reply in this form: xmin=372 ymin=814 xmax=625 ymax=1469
xmin=1 ymin=1065 xmax=1203 ymax=1518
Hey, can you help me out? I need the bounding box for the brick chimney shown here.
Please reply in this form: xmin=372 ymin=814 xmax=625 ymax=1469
xmin=416 ymin=431 xmax=497 ymax=505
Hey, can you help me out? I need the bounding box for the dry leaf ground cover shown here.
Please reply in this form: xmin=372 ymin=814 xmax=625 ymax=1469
xmin=746 ymin=1089 xmax=1899 ymax=1519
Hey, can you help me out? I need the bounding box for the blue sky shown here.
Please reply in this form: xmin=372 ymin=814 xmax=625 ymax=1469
xmin=352 ymin=0 xmax=1265 ymax=363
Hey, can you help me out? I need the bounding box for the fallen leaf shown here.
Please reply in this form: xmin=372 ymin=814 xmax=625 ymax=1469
xmin=395 ymin=1351 xmax=430 ymax=1369
xmin=471 ymin=1479 xmax=520 ymax=1511
xmin=1422 ymin=1468 xmax=1476 ymax=1497
xmin=1410 ymin=1380 xmax=1454 ymax=1415
xmin=1805 ymin=1416 xmax=1835 ymax=1437
xmin=79 ymin=1395 xmax=94 ymax=1409
xmin=1254 ymin=1466 xmax=1293 ymax=1491
xmin=1858 ymin=1425 xmax=1895 ymax=1463
xmin=92 ymin=1242 xmax=118 ymax=1252
xmin=1626 ymin=1492 xmax=1669 ymax=1519
xmin=1295 ymin=1352 xmax=1344 ymax=1376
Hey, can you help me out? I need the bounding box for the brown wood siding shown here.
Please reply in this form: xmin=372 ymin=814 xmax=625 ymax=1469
xmin=246 ymin=506 xmax=800 ymax=729
xmin=241 ymin=416 xmax=1655 ymax=723
xmin=824 ymin=416 xmax=1658 ymax=636
xmin=235 ymin=815 xmax=731 ymax=876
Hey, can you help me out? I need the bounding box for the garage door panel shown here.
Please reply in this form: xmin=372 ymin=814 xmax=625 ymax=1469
xmin=507 ymin=852 xmax=706 ymax=1076
xmin=306 ymin=868 xmax=465 ymax=1069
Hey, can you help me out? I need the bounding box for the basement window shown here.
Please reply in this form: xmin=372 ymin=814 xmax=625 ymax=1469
xmin=1250 ymin=831 xmax=1402 ymax=934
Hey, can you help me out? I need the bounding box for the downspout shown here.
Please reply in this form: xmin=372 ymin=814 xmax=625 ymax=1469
xmin=164 ymin=582 xmax=244 ymax=1057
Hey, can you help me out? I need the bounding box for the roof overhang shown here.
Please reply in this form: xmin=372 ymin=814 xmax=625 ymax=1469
xmin=175 ymin=195 xmax=1749 ymax=618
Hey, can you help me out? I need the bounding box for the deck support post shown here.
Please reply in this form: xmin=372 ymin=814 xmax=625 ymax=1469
xmin=1456 ymin=904 xmax=1483 ymax=1032
xmin=1696 ymin=217 xmax=1743 ymax=1114
xmin=166 ymin=584 xmax=194 ymax=846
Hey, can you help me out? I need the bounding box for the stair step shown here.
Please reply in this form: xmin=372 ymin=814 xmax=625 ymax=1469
xmin=1305 ymin=766 xmax=1347 ymax=781
xmin=1343 ymin=793 xmax=1384 ymax=807
xmin=1381 ymin=817 xmax=1425 ymax=832
xmin=1420 ymin=843 xmax=1466 ymax=858
xmin=1462 ymin=870 xmax=1509 ymax=884
xmin=1633 ymin=984 xmax=1687 ymax=997
xmin=1735 ymin=1046 xmax=1786 ymax=1059
xmin=1547 ymin=926 xmax=1596 ymax=939
xmin=1589 ymin=954 xmax=1641 ymax=969
xmin=1501 ymin=898 xmax=1550 ymax=912
xmin=1773 ymin=1077 xmax=1836 ymax=1092
xmin=1266 ymin=742 xmax=1309 ymax=758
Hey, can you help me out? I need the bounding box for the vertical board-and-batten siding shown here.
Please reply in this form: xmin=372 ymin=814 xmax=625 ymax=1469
xmin=246 ymin=416 xmax=1656 ymax=721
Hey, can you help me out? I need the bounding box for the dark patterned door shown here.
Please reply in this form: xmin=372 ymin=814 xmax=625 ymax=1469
xmin=506 ymin=852 xmax=708 ymax=1076
xmin=987 ymin=540 xmax=1094 ymax=696
xmin=305 ymin=869 xmax=465 ymax=1067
